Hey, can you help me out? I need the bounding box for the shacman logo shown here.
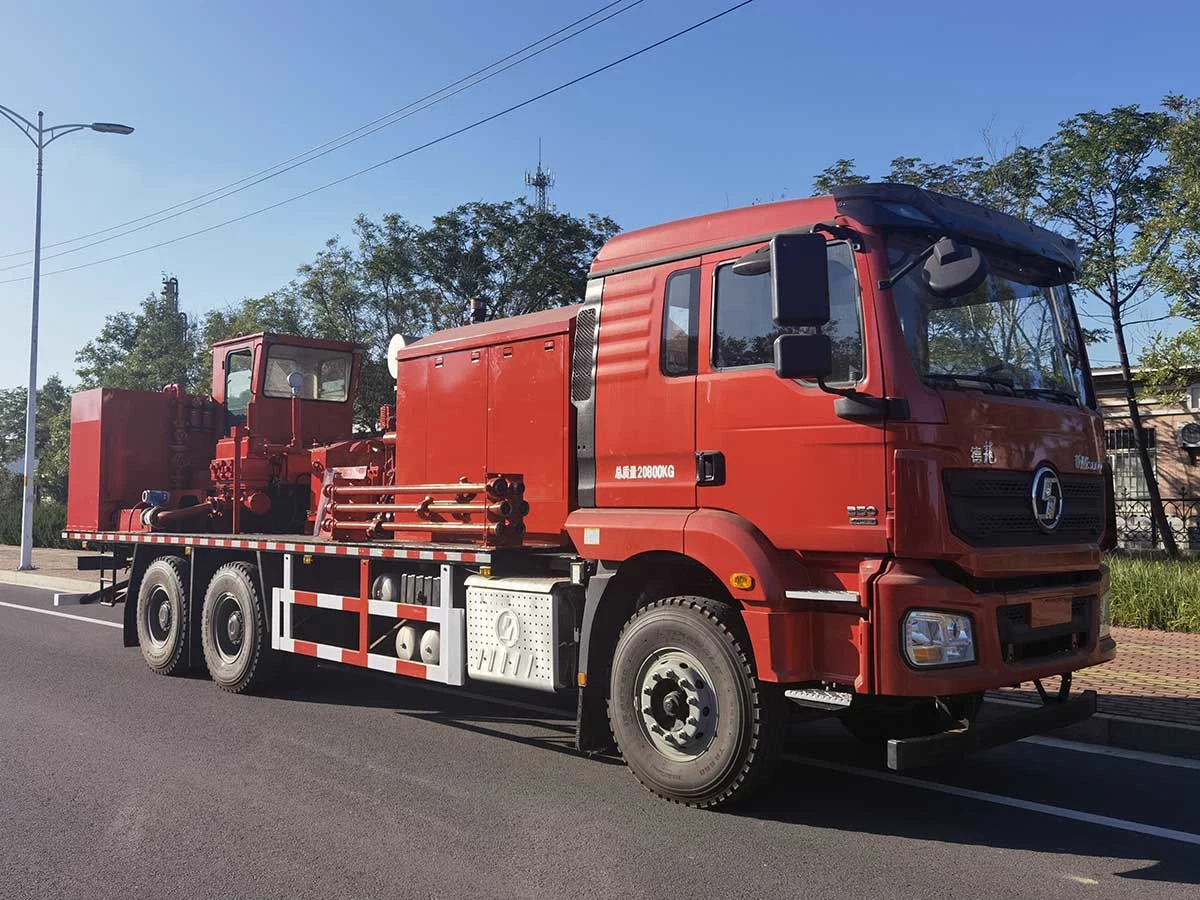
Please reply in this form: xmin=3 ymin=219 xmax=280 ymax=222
xmin=1031 ymin=465 xmax=1064 ymax=531
xmin=495 ymin=608 xmax=521 ymax=648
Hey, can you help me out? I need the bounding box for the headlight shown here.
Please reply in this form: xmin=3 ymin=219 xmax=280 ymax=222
xmin=903 ymin=610 xmax=976 ymax=667
xmin=1099 ymin=590 xmax=1112 ymax=638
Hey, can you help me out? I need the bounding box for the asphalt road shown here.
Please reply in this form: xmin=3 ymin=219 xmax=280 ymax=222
xmin=2 ymin=583 xmax=1199 ymax=900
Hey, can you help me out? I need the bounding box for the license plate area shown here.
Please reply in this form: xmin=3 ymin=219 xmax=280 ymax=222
xmin=1030 ymin=595 xmax=1072 ymax=628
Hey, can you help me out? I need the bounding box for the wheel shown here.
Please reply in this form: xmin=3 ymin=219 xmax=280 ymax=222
xmin=608 ymin=596 xmax=785 ymax=809
xmin=135 ymin=556 xmax=190 ymax=676
xmin=200 ymin=562 xmax=278 ymax=694
xmin=839 ymin=692 xmax=984 ymax=744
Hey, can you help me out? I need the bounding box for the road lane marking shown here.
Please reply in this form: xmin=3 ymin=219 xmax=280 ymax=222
xmin=0 ymin=601 xmax=573 ymax=717
xmin=1021 ymin=735 xmax=1200 ymax=771
xmin=0 ymin=600 xmax=122 ymax=629
xmin=785 ymin=754 xmax=1200 ymax=847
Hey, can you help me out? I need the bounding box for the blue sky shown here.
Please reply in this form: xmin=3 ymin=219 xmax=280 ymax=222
xmin=0 ymin=0 xmax=1196 ymax=387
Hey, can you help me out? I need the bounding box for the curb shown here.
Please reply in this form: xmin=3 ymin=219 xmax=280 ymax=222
xmin=0 ymin=570 xmax=95 ymax=594
xmin=989 ymin=695 xmax=1200 ymax=761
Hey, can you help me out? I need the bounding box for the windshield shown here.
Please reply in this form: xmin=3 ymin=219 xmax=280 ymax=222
xmin=887 ymin=235 xmax=1083 ymax=403
xmin=264 ymin=345 xmax=351 ymax=402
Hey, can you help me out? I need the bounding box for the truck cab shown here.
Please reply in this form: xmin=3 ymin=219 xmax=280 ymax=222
xmin=567 ymin=183 xmax=1113 ymax=777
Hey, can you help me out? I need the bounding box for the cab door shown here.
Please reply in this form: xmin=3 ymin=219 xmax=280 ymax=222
xmin=593 ymin=264 xmax=700 ymax=509
xmin=694 ymin=241 xmax=888 ymax=554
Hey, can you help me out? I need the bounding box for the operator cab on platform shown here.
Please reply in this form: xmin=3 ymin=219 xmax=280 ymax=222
xmin=211 ymin=333 xmax=361 ymax=445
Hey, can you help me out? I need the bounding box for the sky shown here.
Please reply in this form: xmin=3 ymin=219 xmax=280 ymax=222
xmin=0 ymin=0 xmax=1197 ymax=388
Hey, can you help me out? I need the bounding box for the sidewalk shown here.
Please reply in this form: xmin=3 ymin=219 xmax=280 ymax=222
xmin=1 ymin=545 xmax=1197 ymax=755
xmin=998 ymin=627 xmax=1200 ymax=727
xmin=0 ymin=545 xmax=94 ymax=592
xmin=994 ymin=626 xmax=1200 ymax=757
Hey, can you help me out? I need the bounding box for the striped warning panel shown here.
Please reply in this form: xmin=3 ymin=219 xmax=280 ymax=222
xmin=272 ymin=588 xmax=464 ymax=687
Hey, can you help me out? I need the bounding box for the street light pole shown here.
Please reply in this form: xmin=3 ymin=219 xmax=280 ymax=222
xmin=0 ymin=104 xmax=133 ymax=570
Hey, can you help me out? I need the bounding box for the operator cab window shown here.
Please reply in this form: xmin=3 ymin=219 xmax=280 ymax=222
xmin=224 ymin=349 xmax=253 ymax=426
xmin=661 ymin=267 xmax=700 ymax=376
xmin=713 ymin=241 xmax=864 ymax=384
xmin=264 ymin=345 xmax=352 ymax=402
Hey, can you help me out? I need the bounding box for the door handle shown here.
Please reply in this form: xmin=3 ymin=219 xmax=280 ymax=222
xmin=696 ymin=451 xmax=726 ymax=486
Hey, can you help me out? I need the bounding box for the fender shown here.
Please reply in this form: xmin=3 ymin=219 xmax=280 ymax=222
xmin=684 ymin=509 xmax=820 ymax=683
xmin=568 ymin=507 xmax=812 ymax=693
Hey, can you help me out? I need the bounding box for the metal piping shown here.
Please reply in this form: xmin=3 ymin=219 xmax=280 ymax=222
xmin=327 ymin=478 xmax=522 ymax=499
xmin=327 ymin=499 xmax=515 ymax=519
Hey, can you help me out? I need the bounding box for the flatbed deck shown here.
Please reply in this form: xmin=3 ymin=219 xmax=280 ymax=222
xmin=65 ymin=529 xmax=498 ymax=564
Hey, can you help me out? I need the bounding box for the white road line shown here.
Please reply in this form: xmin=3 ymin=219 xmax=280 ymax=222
xmin=786 ymin=754 xmax=1200 ymax=847
xmin=0 ymin=600 xmax=122 ymax=630
xmin=1021 ymin=735 xmax=1200 ymax=771
xmin=0 ymin=597 xmax=573 ymax=720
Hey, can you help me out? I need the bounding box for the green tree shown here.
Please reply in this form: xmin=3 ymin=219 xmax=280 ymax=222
xmin=76 ymin=282 xmax=201 ymax=392
xmin=0 ymin=375 xmax=72 ymax=503
xmin=203 ymin=200 xmax=617 ymax=432
xmin=1035 ymin=105 xmax=1180 ymax=556
xmin=416 ymin=198 xmax=619 ymax=329
xmin=811 ymin=159 xmax=868 ymax=195
xmin=1140 ymin=96 xmax=1200 ymax=400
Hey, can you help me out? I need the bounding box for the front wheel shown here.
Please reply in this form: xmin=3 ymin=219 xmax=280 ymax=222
xmin=608 ymin=596 xmax=785 ymax=809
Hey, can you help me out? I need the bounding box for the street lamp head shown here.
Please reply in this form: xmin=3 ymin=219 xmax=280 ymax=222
xmin=90 ymin=122 xmax=134 ymax=135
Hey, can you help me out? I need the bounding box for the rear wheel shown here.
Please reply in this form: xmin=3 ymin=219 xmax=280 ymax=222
xmin=608 ymin=596 xmax=785 ymax=809
xmin=135 ymin=556 xmax=190 ymax=676
xmin=201 ymin=562 xmax=278 ymax=694
xmin=839 ymin=692 xmax=984 ymax=744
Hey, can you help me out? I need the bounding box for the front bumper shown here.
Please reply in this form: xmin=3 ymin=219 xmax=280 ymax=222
xmin=872 ymin=559 xmax=1116 ymax=697
xmin=887 ymin=690 xmax=1097 ymax=770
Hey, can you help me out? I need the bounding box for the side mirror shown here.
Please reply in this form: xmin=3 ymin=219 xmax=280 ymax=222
xmin=774 ymin=334 xmax=832 ymax=380
xmin=771 ymin=233 xmax=830 ymax=328
xmin=922 ymin=237 xmax=989 ymax=298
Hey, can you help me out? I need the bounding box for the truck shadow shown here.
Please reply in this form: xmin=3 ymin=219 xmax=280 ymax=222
xmin=266 ymin=657 xmax=622 ymax=764
xmin=264 ymin=660 xmax=1199 ymax=885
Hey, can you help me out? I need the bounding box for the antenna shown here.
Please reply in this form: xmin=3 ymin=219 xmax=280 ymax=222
xmin=524 ymin=138 xmax=555 ymax=212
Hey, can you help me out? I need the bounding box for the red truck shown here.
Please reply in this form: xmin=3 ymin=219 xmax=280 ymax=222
xmin=63 ymin=183 xmax=1115 ymax=808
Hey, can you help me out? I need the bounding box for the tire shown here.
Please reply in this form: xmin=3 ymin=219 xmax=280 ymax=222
xmin=135 ymin=556 xmax=190 ymax=676
xmin=608 ymin=596 xmax=785 ymax=809
xmin=840 ymin=691 xmax=984 ymax=744
xmin=200 ymin=562 xmax=278 ymax=694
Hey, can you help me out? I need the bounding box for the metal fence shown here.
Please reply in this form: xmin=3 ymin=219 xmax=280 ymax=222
xmin=1113 ymin=498 xmax=1200 ymax=551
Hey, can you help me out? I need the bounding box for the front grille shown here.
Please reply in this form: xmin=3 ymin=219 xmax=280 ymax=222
xmin=997 ymin=597 xmax=1092 ymax=663
xmin=943 ymin=469 xmax=1104 ymax=547
xmin=931 ymin=561 xmax=1103 ymax=595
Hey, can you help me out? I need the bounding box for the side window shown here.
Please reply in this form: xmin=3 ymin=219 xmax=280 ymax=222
xmin=225 ymin=349 xmax=253 ymax=423
xmin=661 ymin=267 xmax=700 ymax=376
xmin=712 ymin=241 xmax=864 ymax=384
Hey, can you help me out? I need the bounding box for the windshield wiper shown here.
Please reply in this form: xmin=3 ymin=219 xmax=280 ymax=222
xmin=923 ymin=373 xmax=1018 ymax=395
xmin=925 ymin=374 xmax=1079 ymax=405
xmin=1012 ymin=386 xmax=1079 ymax=405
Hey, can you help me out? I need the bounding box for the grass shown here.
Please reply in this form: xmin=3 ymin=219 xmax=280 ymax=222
xmin=1107 ymin=554 xmax=1200 ymax=633
xmin=0 ymin=500 xmax=69 ymax=549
